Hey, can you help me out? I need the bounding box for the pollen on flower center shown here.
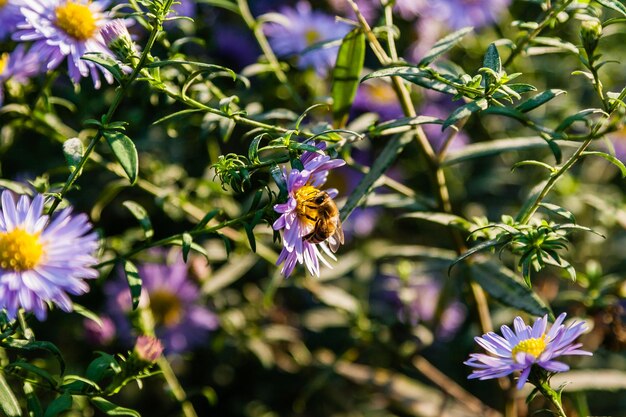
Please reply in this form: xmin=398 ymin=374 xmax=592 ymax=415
xmin=305 ymin=29 xmax=321 ymax=45
xmin=0 ymin=53 xmax=8 ymax=75
xmin=149 ymin=289 xmax=183 ymax=326
xmin=55 ymin=1 xmax=98 ymax=41
xmin=0 ymin=228 xmax=44 ymax=271
xmin=295 ymin=184 xmax=320 ymax=225
xmin=511 ymin=336 xmax=547 ymax=360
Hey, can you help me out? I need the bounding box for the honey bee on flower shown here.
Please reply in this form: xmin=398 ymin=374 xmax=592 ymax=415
xmin=272 ymin=142 xmax=345 ymax=277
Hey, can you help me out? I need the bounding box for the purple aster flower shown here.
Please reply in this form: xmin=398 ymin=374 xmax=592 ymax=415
xmin=14 ymin=0 xmax=118 ymax=88
xmin=273 ymin=142 xmax=346 ymax=277
xmin=133 ymin=335 xmax=163 ymax=363
xmin=419 ymin=0 xmax=510 ymax=30
xmin=374 ymin=273 xmax=466 ymax=340
xmin=465 ymin=313 xmax=592 ymax=389
xmin=353 ymin=78 xmax=404 ymax=122
xmin=0 ymin=190 xmax=99 ymax=320
xmin=164 ymin=0 xmax=196 ymax=28
xmin=83 ymin=315 xmax=116 ymax=345
xmin=105 ymin=250 xmax=219 ymax=353
xmin=0 ymin=45 xmax=42 ymax=106
xmin=0 ymin=0 xmax=26 ymax=40
xmin=265 ymin=1 xmax=351 ymax=75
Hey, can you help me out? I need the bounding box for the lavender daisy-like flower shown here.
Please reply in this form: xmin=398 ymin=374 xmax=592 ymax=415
xmin=273 ymin=142 xmax=346 ymax=277
xmin=14 ymin=0 xmax=117 ymax=88
xmin=105 ymin=251 xmax=219 ymax=353
xmin=265 ymin=1 xmax=351 ymax=75
xmin=0 ymin=0 xmax=26 ymax=40
xmin=465 ymin=313 xmax=592 ymax=389
xmin=0 ymin=45 xmax=42 ymax=106
xmin=0 ymin=190 xmax=99 ymax=320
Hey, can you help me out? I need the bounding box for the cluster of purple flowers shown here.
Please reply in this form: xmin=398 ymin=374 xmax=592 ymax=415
xmin=0 ymin=0 xmax=135 ymax=104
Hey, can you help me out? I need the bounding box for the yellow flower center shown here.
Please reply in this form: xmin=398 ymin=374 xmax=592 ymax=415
xmin=149 ymin=289 xmax=183 ymax=327
xmin=295 ymin=184 xmax=320 ymax=226
xmin=368 ymin=83 xmax=397 ymax=103
xmin=55 ymin=1 xmax=98 ymax=41
xmin=0 ymin=228 xmax=44 ymax=271
xmin=305 ymin=29 xmax=321 ymax=46
xmin=0 ymin=53 xmax=9 ymax=75
xmin=0 ymin=0 xmax=8 ymax=9
xmin=511 ymin=336 xmax=547 ymax=361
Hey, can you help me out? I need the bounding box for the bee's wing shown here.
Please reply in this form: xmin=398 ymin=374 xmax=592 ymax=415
xmin=328 ymin=219 xmax=344 ymax=253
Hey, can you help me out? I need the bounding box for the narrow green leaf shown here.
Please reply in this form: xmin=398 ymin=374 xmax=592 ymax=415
xmin=194 ymin=209 xmax=221 ymax=230
xmin=123 ymin=260 xmax=142 ymax=310
xmin=86 ymin=353 xmax=121 ymax=383
xmin=515 ymin=89 xmax=566 ymax=113
xmin=248 ymin=133 xmax=268 ymax=164
xmin=530 ymin=36 xmax=579 ymax=54
xmin=7 ymin=341 xmax=65 ymax=375
xmin=44 ymin=392 xmax=72 ymax=417
xmin=402 ymin=212 xmax=472 ymax=230
xmin=122 ymin=201 xmax=153 ymax=240
xmin=182 ymin=232 xmax=193 ymax=262
xmin=0 ymin=372 xmax=21 ymax=417
xmin=195 ymin=0 xmax=241 ymax=14
xmin=24 ymin=382 xmax=43 ymax=417
xmin=368 ymin=115 xmax=441 ymax=137
xmin=448 ymin=238 xmax=507 ymax=273
xmin=245 ymin=224 xmax=257 ymax=253
xmin=442 ymin=98 xmax=488 ymax=130
xmin=363 ymin=66 xmax=457 ymax=94
xmin=443 ymin=137 xmax=576 ymax=165
xmin=482 ymin=106 xmax=530 ymax=123
xmin=82 ymin=53 xmax=124 ymax=83
xmin=152 ymin=109 xmax=202 ymax=125
xmin=596 ymin=0 xmax=626 ymax=17
xmin=581 ymin=151 xmax=626 ymax=177
xmin=332 ymin=28 xmax=365 ymax=127
xmin=470 ymin=261 xmax=553 ymax=318
xmin=419 ymin=26 xmax=474 ymax=66
xmin=539 ymin=203 xmax=576 ymax=222
xmin=62 ymin=138 xmax=84 ymax=173
xmin=482 ymin=43 xmax=501 ymax=89
xmin=103 ymin=131 xmax=138 ymax=185
xmin=340 ymin=132 xmax=413 ymax=222
xmin=91 ymin=397 xmax=141 ymax=417
xmin=145 ymin=60 xmax=236 ymax=80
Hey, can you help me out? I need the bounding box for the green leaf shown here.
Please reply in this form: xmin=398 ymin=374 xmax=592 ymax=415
xmin=152 ymin=109 xmax=203 ymax=125
xmin=5 ymin=341 xmax=65 ymax=375
xmin=419 ymin=26 xmax=473 ymax=66
xmin=482 ymin=43 xmax=501 ymax=89
xmin=24 ymin=382 xmax=43 ymax=417
xmin=0 ymin=372 xmax=21 ymax=417
xmin=401 ymin=212 xmax=472 ymax=230
xmin=62 ymin=137 xmax=84 ymax=174
xmin=449 ymin=238 xmax=508 ymax=273
xmin=368 ymin=115 xmax=441 ymax=137
xmin=515 ymin=89 xmax=566 ymax=113
xmin=91 ymin=397 xmax=141 ymax=417
xmin=539 ymin=203 xmax=576 ymax=222
xmin=248 ymin=133 xmax=269 ymax=164
xmin=182 ymin=232 xmax=192 ymax=262
xmin=530 ymin=36 xmax=579 ymax=54
xmin=44 ymin=392 xmax=72 ymax=417
xmin=122 ymin=201 xmax=153 ymax=240
xmin=86 ymin=353 xmax=121 ymax=383
xmin=580 ymin=151 xmax=626 ymax=177
xmin=82 ymin=53 xmax=124 ymax=83
xmin=482 ymin=106 xmax=530 ymax=124
xmin=442 ymin=98 xmax=488 ymax=130
xmin=340 ymin=132 xmax=413 ymax=222
xmin=331 ymin=29 xmax=365 ymax=128
xmin=103 ymin=131 xmax=138 ymax=185
xmin=5 ymin=360 xmax=57 ymax=388
xmin=123 ymin=260 xmax=142 ymax=310
xmin=244 ymin=224 xmax=257 ymax=253
xmin=194 ymin=209 xmax=221 ymax=230
xmin=363 ymin=66 xmax=457 ymax=94
xmin=595 ymin=0 xmax=626 ymax=17
xmin=470 ymin=261 xmax=553 ymax=317
xmin=443 ymin=136 xmax=575 ymax=165
xmin=195 ymin=0 xmax=240 ymax=14
xmin=145 ymin=60 xmax=236 ymax=80
xmin=555 ymin=108 xmax=606 ymax=132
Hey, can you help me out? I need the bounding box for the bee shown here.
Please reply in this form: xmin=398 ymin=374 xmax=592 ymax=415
xmin=302 ymin=190 xmax=344 ymax=252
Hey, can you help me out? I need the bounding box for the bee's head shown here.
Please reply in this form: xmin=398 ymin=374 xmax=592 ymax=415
xmin=314 ymin=192 xmax=329 ymax=205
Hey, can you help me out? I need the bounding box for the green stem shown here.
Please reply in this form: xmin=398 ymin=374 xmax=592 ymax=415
xmin=503 ymin=0 xmax=574 ymax=67
xmin=534 ymin=377 xmax=567 ymax=417
xmin=47 ymin=0 xmax=174 ymax=215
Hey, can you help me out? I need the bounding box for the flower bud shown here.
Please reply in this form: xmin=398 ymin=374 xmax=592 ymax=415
xmin=101 ymin=19 xmax=138 ymax=63
xmin=581 ymin=19 xmax=602 ymax=56
xmin=133 ymin=335 xmax=163 ymax=363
